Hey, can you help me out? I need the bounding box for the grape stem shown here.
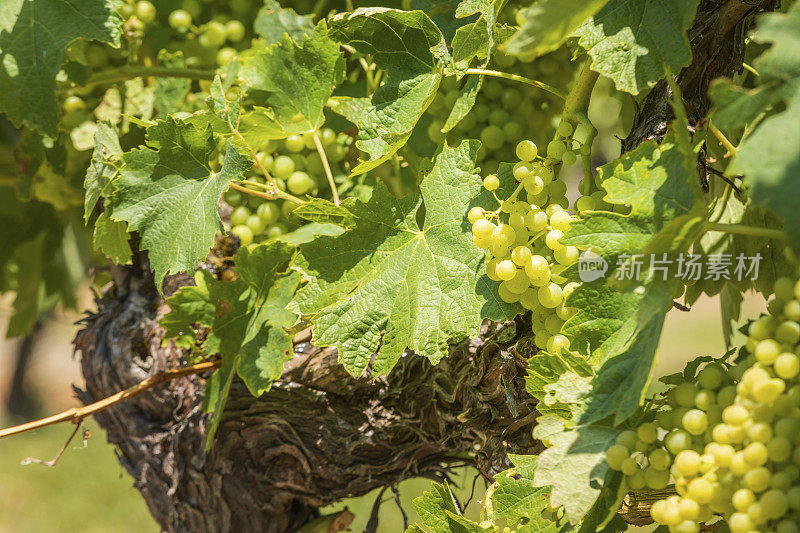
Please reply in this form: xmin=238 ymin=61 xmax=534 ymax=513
xmin=312 ymin=130 xmax=341 ymax=206
xmin=464 ymin=68 xmax=568 ymax=100
xmin=81 ymin=65 xmax=215 ymax=88
xmin=707 ymin=120 xmax=738 ymax=157
xmin=230 ymin=181 xmax=303 ymax=204
xmin=704 ymin=222 xmax=784 ymax=240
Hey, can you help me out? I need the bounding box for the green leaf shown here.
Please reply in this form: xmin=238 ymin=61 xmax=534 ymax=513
xmin=291 ymin=141 xmax=519 ymax=376
xmin=93 ymin=212 xmax=132 ymax=265
xmin=164 ymin=241 xmax=300 ymax=398
xmin=329 ymin=8 xmax=446 ymax=174
xmin=206 ymin=75 xmax=240 ymax=127
xmin=254 ymin=0 xmax=314 ymax=45
xmin=275 ymin=222 xmax=344 ymax=245
xmin=0 ymin=0 xmax=122 ymax=135
xmin=107 ymin=117 xmax=251 ymax=288
xmin=449 ymin=0 xmax=499 ymax=73
xmin=561 ymin=127 xmax=699 ymax=424
xmin=442 ymin=75 xmax=483 ymax=132
xmin=573 ymin=0 xmax=700 ymax=94
xmin=154 ymin=50 xmax=190 ymax=117
xmin=84 ymin=121 xmax=122 ymax=221
xmin=411 ymin=481 xmax=489 ymax=533
xmin=202 ymin=352 xmax=236 ymax=448
xmin=326 ymin=95 xmax=373 ymax=127
xmin=238 ymin=22 xmax=344 ymax=134
xmin=532 ymin=424 xmax=620 ymax=523
xmin=490 ymin=471 xmax=553 ymax=530
xmin=526 ymin=351 xmax=593 ymax=419
xmin=504 ymin=0 xmax=609 ymax=60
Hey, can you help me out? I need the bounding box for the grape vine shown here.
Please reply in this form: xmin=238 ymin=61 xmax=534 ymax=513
xmin=1 ymin=0 xmax=798 ymax=531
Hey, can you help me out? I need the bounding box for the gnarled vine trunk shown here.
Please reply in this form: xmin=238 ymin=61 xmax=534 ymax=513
xmin=73 ymin=2 xmax=775 ymax=531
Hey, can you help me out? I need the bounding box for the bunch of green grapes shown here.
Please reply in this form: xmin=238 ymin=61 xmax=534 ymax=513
xmin=223 ymin=129 xmax=350 ymax=246
xmin=469 ymin=118 xmax=599 ymax=352
xmin=606 ymin=274 xmax=800 ymax=533
xmin=426 ymin=48 xmax=578 ymax=174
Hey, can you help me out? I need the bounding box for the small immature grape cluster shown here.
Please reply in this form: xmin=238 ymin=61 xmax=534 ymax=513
xmin=470 ymin=125 xmax=595 ymax=352
xmin=606 ymin=274 xmax=800 ymax=533
xmin=223 ymin=129 xmax=350 ymax=245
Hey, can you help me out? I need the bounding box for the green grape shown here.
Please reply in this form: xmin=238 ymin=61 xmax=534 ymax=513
xmin=561 ymin=150 xmax=577 ymax=166
xmin=246 ymin=215 xmax=265 ymax=235
xmin=225 ymin=20 xmax=246 ymax=42
xmin=63 ymin=95 xmax=85 ymax=113
xmin=682 ymin=409 xmax=709 ymax=435
xmin=649 ymin=448 xmax=671 ymax=471
xmin=538 ymin=283 xmax=563 ymax=308
xmin=135 ymin=0 xmax=156 ymax=24
xmin=698 ymin=364 xmax=725 ymax=390
xmin=200 ymin=21 xmax=227 ymax=47
xmin=467 ymin=206 xmax=485 ymax=224
xmin=483 ymin=175 xmax=500 ymax=191
xmin=287 ymin=171 xmax=315 ymax=195
xmin=546 ymin=140 xmax=566 ymax=160
xmin=775 ymin=352 xmax=800 ymax=379
xmin=556 ymin=121 xmax=574 ymax=137
xmin=516 ymin=140 xmax=538 ymax=162
xmin=216 ymin=47 xmax=237 ymax=66
xmin=257 ymin=202 xmax=280 ymax=225
xmin=266 ymin=224 xmax=287 ymax=239
xmin=496 ymin=260 xmax=516 ymax=281
xmin=169 ymin=9 xmax=192 ymax=29
xmin=285 ymin=135 xmax=305 ymax=153
xmin=230 ymin=205 xmax=250 ymax=226
xmin=511 ymin=246 xmax=532 ymax=266
xmin=637 ymin=422 xmax=658 ymax=443
xmin=231 ymin=224 xmax=254 ymax=246
xmin=481 ymin=125 xmax=505 ymax=151
xmin=546 ymin=334 xmax=569 ymax=353
xmin=181 ymin=0 xmax=202 ymax=17
xmin=606 ymin=444 xmax=629 ymax=470
xmin=273 ymin=156 xmax=295 ymax=180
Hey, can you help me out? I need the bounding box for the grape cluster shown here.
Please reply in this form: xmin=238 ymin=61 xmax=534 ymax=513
xmin=470 ymin=131 xmax=595 ymax=352
xmin=426 ymin=48 xmax=578 ymax=174
xmin=606 ymin=274 xmax=800 ymax=533
xmin=223 ymin=129 xmax=350 ymax=245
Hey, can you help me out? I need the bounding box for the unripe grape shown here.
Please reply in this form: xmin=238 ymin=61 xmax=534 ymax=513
xmin=525 ymin=210 xmax=548 ymax=232
xmin=743 ymin=467 xmax=771 ymax=492
xmin=513 ymin=161 xmax=532 ymax=181
xmin=246 ymin=215 xmax=265 ymax=235
xmin=515 ymin=140 xmax=538 ymax=161
xmin=575 ymin=195 xmax=595 ymax=213
xmin=480 ymin=125 xmax=505 ymax=150
xmin=496 ymin=260 xmax=516 ymax=281
xmin=727 ymin=512 xmax=753 ymax=533
xmin=606 ymin=444 xmax=629 ymax=470
xmin=616 ymin=430 xmax=638 ymax=450
xmin=637 ymin=423 xmax=658 ymax=444
xmin=554 ymin=246 xmax=579 ymax=266
xmin=287 ymin=171 xmax=315 ymax=195
xmin=743 ymin=441 xmax=769 ymax=466
xmin=472 ymin=219 xmax=494 ymax=241
xmin=523 ymin=174 xmax=545 ymax=195
xmin=687 ymin=478 xmax=714 ymax=504
xmin=545 ymin=229 xmax=564 ymax=251
xmin=511 ymin=246 xmax=532 ymax=266
xmin=230 ymin=205 xmax=251 ymax=226
xmin=620 ymin=457 xmax=640 ymax=476
xmin=273 ymin=156 xmax=295 ymax=180
xmin=225 ymin=20 xmax=246 ymax=42
xmin=722 ymin=404 xmax=749 ymax=426
xmin=767 ymin=436 xmax=792 ymax=462
xmin=135 ymin=1 xmax=156 ymax=24
xmin=492 ymin=224 xmax=516 ymax=248
xmin=546 ymin=334 xmax=570 ymax=354
xmin=63 ymin=95 xmax=85 ymax=113
xmin=561 ymin=150 xmax=577 ymax=166
xmin=200 ymin=21 xmax=227 ymax=47
xmin=673 ymin=520 xmax=699 ymax=533
xmin=168 ymin=9 xmax=192 ymax=29
xmin=467 ymin=206 xmax=485 ymax=224
xmin=483 ymin=174 xmax=500 ymax=191
xmin=761 ymin=489 xmax=789 ymax=519
xmin=755 ymin=338 xmax=781 ymax=364
xmin=665 ymin=430 xmax=692 ymax=454
xmin=231 ymin=225 xmax=254 ymax=246
xmin=216 ymin=47 xmax=237 ymax=66
xmin=546 ymin=140 xmax=566 ymax=160
xmin=675 ymin=450 xmax=701 ymax=477
xmin=644 ymin=466 xmax=670 ymax=490
xmin=697 ymin=364 xmax=725 ymax=390
xmin=682 ymin=409 xmax=708 ymax=435
xmin=538 ymin=283 xmax=563 ymax=308
xmin=775 ymin=352 xmax=800 ymax=379
xmin=556 ymin=121 xmax=574 ymax=137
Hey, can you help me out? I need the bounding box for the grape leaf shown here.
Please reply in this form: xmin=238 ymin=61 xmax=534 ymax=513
xmin=561 ymin=127 xmax=698 ymax=424
xmin=711 ymin=4 xmax=800 ymax=130
xmin=720 ymin=5 xmax=800 ymax=252
xmin=489 ymin=472 xmax=555 ymax=530
xmin=532 ymin=424 xmax=620 ymax=523
xmin=164 ymin=241 xmax=300 ymax=396
xmin=6 ymin=234 xmax=45 ymax=337
xmin=449 ymin=0 xmax=500 ymax=73
xmin=93 ymin=212 xmax=131 ymax=265
xmin=411 ymin=482 xmax=491 ymax=533
xmin=154 ymin=50 xmax=190 ymax=117
xmin=329 ymin=8 xmax=447 ymax=174
xmin=326 ymin=95 xmax=373 ymax=127
xmin=526 ymin=351 xmax=592 ymax=419
xmin=84 ymin=121 xmax=122 ymax=221
xmin=573 ymin=0 xmax=700 ymax=94
xmin=0 ymin=0 xmax=123 ymax=135
xmin=291 ymin=141 xmax=519 ymax=376
xmin=504 ymin=0 xmax=609 ymax=60
xmin=238 ymin=22 xmax=344 ymax=135
xmin=442 ymin=75 xmax=483 ymax=133
xmin=106 ymin=117 xmax=251 ymax=288
xmin=254 ymin=0 xmax=314 ymax=45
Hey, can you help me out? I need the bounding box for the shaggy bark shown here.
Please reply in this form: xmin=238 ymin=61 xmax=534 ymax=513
xmin=74 ymin=2 xmax=775 ymax=531
xmin=74 ymin=246 xmax=539 ymax=532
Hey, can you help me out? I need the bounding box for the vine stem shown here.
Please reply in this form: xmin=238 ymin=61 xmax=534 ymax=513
xmin=81 ymin=65 xmax=215 ymax=87
xmin=563 ymin=61 xmax=599 ymax=116
xmin=465 ymin=68 xmax=568 ymax=100
xmin=704 ymin=222 xmax=784 ymax=240
xmin=312 ymin=131 xmax=340 ymax=206
xmin=0 ymin=360 xmax=221 ymax=439
xmin=707 ymin=120 xmax=738 ymax=157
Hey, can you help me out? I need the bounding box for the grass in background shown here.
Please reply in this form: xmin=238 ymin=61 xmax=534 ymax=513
xmin=0 ymin=420 xmax=157 ymax=533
